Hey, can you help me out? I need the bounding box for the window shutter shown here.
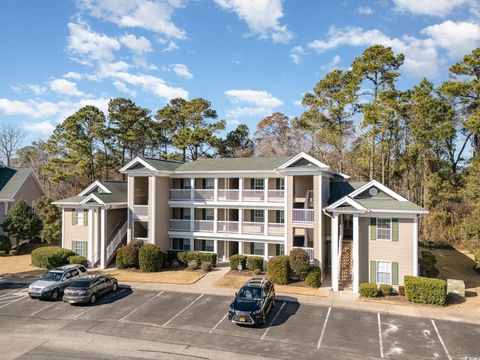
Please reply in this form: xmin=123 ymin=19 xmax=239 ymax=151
xmin=392 ymin=262 xmax=399 ymax=285
xmin=250 ymin=178 xmax=254 ymax=189
xmin=370 ymin=218 xmax=377 ymax=240
xmin=83 ymin=210 xmax=89 ymax=226
xmin=276 ymin=178 xmax=280 ymax=190
xmin=276 ymin=210 xmax=280 ymax=223
xmin=392 ymin=218 xmax=399 ymax=241
xmin=370 ymin=261 xmax=377 ymax=283
xmin=250 ymin=210 xmax=254 ymax=221
xmin=72 ymin=210 xmax=77 ymax=225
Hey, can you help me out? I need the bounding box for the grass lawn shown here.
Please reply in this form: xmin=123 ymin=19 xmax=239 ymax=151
xmin=0 ymin=254 xmax=44 ymax=278
xmin=100 ymin=268 xmax=206 ymax=284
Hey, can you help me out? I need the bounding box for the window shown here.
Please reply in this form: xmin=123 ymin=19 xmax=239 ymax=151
xmin=171 ymin=238 xmax=190 ymax=251
xmin=72 ymin=240 xmax=87 ymax=257
xmin=275 ymin=178 xmax=285 ymax=190
xmin=204 ymin=178 xmax=214 ymax=189
xmin=201 ymin=208 xmax=214 ymax=221
xmin=275 ymin=244 xmax=284 ymax=256
xmin=252 ymin=178 xmax=264 ymax=190
xmin=72 ymin=209 xmax=88 ymax=226
xmin=343 ymin=215 xmax=352 ymax=230
xmin=204 ymin=240 xmax=214 ymax=252
xmin=377 ymin=218 xmax=392 ymax=241
xmin=249 ymin=242 xmax=264 ymax=256
xmin=251 ymin=210 xmax=264 ymax=223
xmin=376 ymin=261 xmax=391 ymax=284
xmin=181 ymin=208 xmax=191 ymax=220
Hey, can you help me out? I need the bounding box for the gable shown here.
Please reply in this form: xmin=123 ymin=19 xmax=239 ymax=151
xmin=353 ymin=186 xmax=393 ymax=200
xmin=287 ymin=158 xmax=316 ymax=168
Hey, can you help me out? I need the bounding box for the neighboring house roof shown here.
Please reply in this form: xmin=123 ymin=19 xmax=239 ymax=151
xmin=0 ymin=166 xmax=42 ymax=200
xmin=53 ymin=180 xmax=127 ymax=207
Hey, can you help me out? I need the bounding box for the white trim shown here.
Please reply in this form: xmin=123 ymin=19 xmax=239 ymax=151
xmin=100 ymin=208 xmax=106 ymax=269
xmin=276 ymin=152 xmax=330 ymax=171
xmin=331 ymin=214 xmax=339 ymax=292
xmin=151 ymin=176 xmax=156 ymax=245
xmin=87 ymin=209 xmax=94 ymax=267
xmin=375 ymin=260 xmax=393 ymax=285
xmin=326 ymin=196 xmax=368 ymax=212
xmin=80 ymin=194 xmax=106 ymax=205
xmin=119 ymin=157 xmax=177 ymax=173
xmin=376 ymin=217 xmax=392 ymax=242
xmin=79 ymin=181 xmax=111 ymax=196
xmin=61 ymin=208 xmax=65 ymax=248
xmin=348 ymin=180 xmax=408 ymax=202
xmin=352 ymin=214 xmax=359 ymax=294
xmin=413 ymin=216 xmax=419 ymax=276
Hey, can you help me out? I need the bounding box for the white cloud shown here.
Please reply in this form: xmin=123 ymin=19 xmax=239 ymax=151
xmin=170 ymin=64 xmax=193 ymax=79
xmin=63 ymin=71 xmax=83 ymax=80
xmin=225 ymin=89 xmax=283 ymax=118
xmin=356 ymin=6 xmax=374 ymax=15
xmin=114 ymin=72 xmax=188 ymax=100
xmin=11 ymin=84 xmax=48 ymax=95
xmin=49 ymin=79 xmax=84 ymax=96
xmin=119 ymin=33 xmax=152 ymax=54
xmin=22 ymin=121 xmax=56 ymax=135
xmin=392 ymin=0 xmax=471 ymax=17
xmin=215 ymin=0 xmax=293 ymax=43
xmin=320 ymin=54 xmax=341 ymax=70
xmin=76 ymin=0 xmax=186 ymax=39
xmin=113 ymin=81 xmax=137 ymax=97
xmin=307 ymin=21 xmax=480 ymax=77
xmin=290 ymin=45 xmax=306 ymax=64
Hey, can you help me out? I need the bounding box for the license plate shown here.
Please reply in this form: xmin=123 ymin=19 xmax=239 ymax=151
xmin=239 ymin=316 xmax=246 ymax=322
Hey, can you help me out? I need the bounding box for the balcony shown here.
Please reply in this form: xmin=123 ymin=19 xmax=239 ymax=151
xmin=268 ymin=190 xmax=285 ymax=201
xmin=292 ymin=209 xmax=314 ymax=224
xmin=268 ymin=223 xmax=285 ymax=236
xmin=217 ymin=220 xmax=239 ymax=233
xmin=242 ymin=189 xmax=264 ymax=201
xmin=170 ymin=189 xmax=190 ymax=201
xmin=217 ymin=189 xmax=239 ymax=201
xmin=242 ymin=221 xmax=265 ymax=235
xmin=194 ymin=189 xmax=215 ymax=201
xmin=170 ymin=219 xmax=191 ymax=232
xmin=194 ymin=220 xmax=214 ymax=232
xmin=133 ymin=205 xmax=148 ymax=218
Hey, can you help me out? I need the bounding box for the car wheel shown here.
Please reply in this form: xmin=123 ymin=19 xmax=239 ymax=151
xmin=51 ymin=289 xmax=60 ymax=301
xmin=112 ymin=283 xmax=118 ymax=292
xmin=90 ymin=294 xmax=96 ymax=304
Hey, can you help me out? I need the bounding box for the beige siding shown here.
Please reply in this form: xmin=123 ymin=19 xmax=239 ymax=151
xmin=14 ymin=174 xmax=44 ymax=207
xmin=153 ymin=176 xmax=171 ymax=251
xmin=63 ymin=209 xmax=89 ymax=252
xmin=361 ymin=217 xmax=414 ymax=286
xmin=313 ymin=175 xmax=321 ymax=267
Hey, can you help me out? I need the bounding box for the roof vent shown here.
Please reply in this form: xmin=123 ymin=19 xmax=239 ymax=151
xmin=369 ymin=187 xmax=378 ymax=197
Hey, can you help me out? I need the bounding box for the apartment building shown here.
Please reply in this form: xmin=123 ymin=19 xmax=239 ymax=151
xmin=56 ymin=152 xmax=428 ymax=293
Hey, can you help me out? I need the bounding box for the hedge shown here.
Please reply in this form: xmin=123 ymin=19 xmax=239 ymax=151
xmin=177 ymin=251 xmax=217 ymax=267
xmin=404 ymin=276 xmax=447 ymax=305
xmin=473 ymin=249 xmax=480 ymax=263
xmin=229 ymin=254 xmax=247 ymax=270
xmin=289 ymin=248 xmax=310 ymax=278
xmin=360 ymin=282 xmax=378 ymax=297
xmin=31 ymin=246 xmax=75 ymax=269
xmin=305 ymin=266 xmax=321 ymax=288
xmin=246 ymin=256 xmax=263 ymax=271
xmin=68 ymin=255 xmax=88 ymax=267
xmin=116 ymin=244 xmax=139 ymax=269
xmin=380 ymin=283 xmax=393 ymax=296
xmin=201 ymin=261 xmax=213 ymax=272
xmin=139 ymin=244 xmax=166 ymax=272
xmin=267 ymin=255 xmax=290 ymax=285
xmin=131 ymin=239 xmax=145 ymax=249
xmin=0 ymin=236 xmax=11 ymax=253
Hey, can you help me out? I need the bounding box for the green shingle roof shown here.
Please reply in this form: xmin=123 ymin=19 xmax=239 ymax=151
xmin=141 ymin=158 xmax=183 ymax=172
xmin=0 ymin=167 xmax=34 ymax=200
xmin=175 ymin=157 xmax=292 ymax=172
xmin=53 ymin=181 xmax=127 ymax=206
xmin=355 ymin=199 xmax=426 ymax=212
xmin=328 ymin=181 xmax=368 ymax=204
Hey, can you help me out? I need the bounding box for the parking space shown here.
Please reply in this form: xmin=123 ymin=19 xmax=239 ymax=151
xmin=434 ymin=319 xmax=480 ymax=360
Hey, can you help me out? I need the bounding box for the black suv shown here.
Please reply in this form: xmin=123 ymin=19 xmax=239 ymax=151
xmin=228 ymin=278 xmax=275 ymax=326
xmin=63 ymin=275 xmax=118 ymax=304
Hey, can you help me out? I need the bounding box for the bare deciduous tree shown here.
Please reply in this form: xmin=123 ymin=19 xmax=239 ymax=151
xmin=0 ymin=125 xmax=23 ymax=166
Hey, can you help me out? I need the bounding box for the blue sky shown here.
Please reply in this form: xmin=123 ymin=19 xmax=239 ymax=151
xmin=0 ymin=0 xmax=479 ymax=143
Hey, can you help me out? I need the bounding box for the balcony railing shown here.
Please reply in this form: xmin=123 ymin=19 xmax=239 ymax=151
xmin=292 ymin=209 xmax=314 ymax=223
xmin=242 ymin=221 xmax=265 ymax=235
xmin=242 ymin=189 xmax=264 ymax=201
xmin=268 ymin=190 xmax=285 ymax=201
xmin=194 ymin=220 xmax=214 ymax=232
xmin=170 ymin=219 xmax=191 ymax=232
xmin=293 ymin=247 xmax=314 ymax=263
xmin=268 ymin=223 xmax=285 ymax=236
xmin=194 ymin=189 xmax=215 ymax=201
xmin=217 ymin=189 xmax=239 ymax=201
xmin=133 ymin=205 xmax=148 ymax=218
xmin=217 ymin=220 xmax=239 ymax=233
xmin=170 ymin=189 xmax=191 ymax=201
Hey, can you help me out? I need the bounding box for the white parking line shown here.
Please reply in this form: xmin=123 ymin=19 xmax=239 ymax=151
xmin=316 ymin=306 xmax=331 ymax=350
xmin=431 ymin=320 xmax=452 ymax=360
xmin=118 ymin=291 xmax=164 ymax=323
xmin=0 ymin=285 xmax=28 ymax=299
xmin=261 ymin=302 xmax=286 ymax=341
xmin=30 ymin=302 xmax=57 ymax=317
xmin=0 ymin=295 xmax=27 ymax=310
xmin=73 ymin=289 xmax=126 ymax=320
xmin=378 ymin=313 xmax=384 ymax=359
xmin=162 ymin=294 xmax=204 ymax=327
xmin=209 ymin=313 xmax=228 ymax=334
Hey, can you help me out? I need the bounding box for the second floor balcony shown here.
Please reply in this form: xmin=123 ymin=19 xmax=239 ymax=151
xmin=169 ymin=219 xmax=285 ymax=236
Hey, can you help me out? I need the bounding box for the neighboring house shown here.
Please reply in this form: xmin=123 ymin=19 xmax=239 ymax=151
xmin=52 ymin=181 xmax=127 ymax=268
xmin=56 ymin=152 xmax=428 ymax=293
xmin=0 ymin=162 xmax=45 ymax=237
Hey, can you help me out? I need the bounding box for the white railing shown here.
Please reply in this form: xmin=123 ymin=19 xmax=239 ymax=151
xmin=217 ymin=220 xmax=239 ymax=233
xmin=170 ymin=189 xmax=191 ymax=200
xmin=292 ymin=209 xmax=314 ymax=223
xmin=293 ymin=247 xmax=314 ymax=263
xmin=194 ymin=189 xmax=215 ymax=201
xmin=242 ymin=221 xmax=265 ymax=234
xmin=268 ymin=223 xmax=285 ymax=236
xmin=217 ymin=189 xmax=240 ymax=201
xmin=242 ymin=189 xmax=264 ymax=201
xmin=194 ymin=220 xmax=214 ymax=232
xmin=169 ymin=219 xmax=191 ymax=232
xmin=133 ymin=205 xmax=148 ymax=218
xmin=268 ymin=190 xmax=285 ymax=201
xmin=106 ymin=221 xmax=128 ymax=260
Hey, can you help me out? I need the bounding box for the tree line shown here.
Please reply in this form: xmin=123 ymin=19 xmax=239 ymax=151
xmin=7 ymin=45 xmax=480 ymax=251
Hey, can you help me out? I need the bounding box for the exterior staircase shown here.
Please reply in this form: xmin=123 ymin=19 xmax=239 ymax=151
xmin=339 ymin=241 xmax=353 ymax=290
xmin=106 ymin=221 xmax=128 ymax=266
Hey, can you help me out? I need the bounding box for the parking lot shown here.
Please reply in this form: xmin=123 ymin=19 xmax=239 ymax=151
xmin=0 ymin=281 xmax=479 ymax=360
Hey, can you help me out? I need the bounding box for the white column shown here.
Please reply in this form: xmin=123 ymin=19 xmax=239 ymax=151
xmin=100 ymin=208 xmax=106 ymax=269
xmin=190 ymin=178 xmax=195 ymax=201
xmin=87 ymin=209 xmax=94 ymax=267
xmin=61 ymin=208 xmax=65 ymax=248
xmin=4 ymin=201 xmax=8 ymax=216
xmin=214 ymin=177 xmax=218 ymax=202
xmin=413 ymin=216 xmax=419 ymax=276
xmin=284 ymin=175 xmax=288 ymax=254
xmin=239 ymin=178 xmax=244 ymax=202
xmin=190 ymin=238 xmax=194 ymax=251
xmin=331 ymin=214 xmax=339 ymax=292
xmin=238 ymin=241 xmax=244 ymax=255
xmin=264 ymin=209 xmax=268 ymax=236
xmin=190 ymin=207 xmax=194 ymax=232
xmin=127 ymin=176 xmax=132 ymax=244
xmin=224 ymin=240 xmax=228 ymax=261
xmin=352 ymin=214 xmax=359 ymax=294
xmin=213 ymin=239 xmax=218 ymax=254
xmin=264 ymin=177 xmax=269 ymax=202
xmin=263 ymin=243 xmax=268 ymax=262
xmin=151 ymin=176 xmax=156 ymax=245
xmin=239 ymin=209 xmax=243 ymax=235
xmin=213 ymin=208 xmax=218 ymax=233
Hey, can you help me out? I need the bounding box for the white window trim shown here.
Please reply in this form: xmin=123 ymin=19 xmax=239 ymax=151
xmin=253 ymin=209 xmax=264 ymax=223
xmin=204 ymin=240 xmax=215 ymax=252
xmin=250 ymin=242 xmax=265 ymax=256
xmin=74 ymin=209 xmax=85 ymax=227
xmin=376 ymin=260 xmax=392 ymax=285
xmin=253 ymin=178 xmax=264 ymax=190
xmin=376 ymin=217 xmax=392 ymax=241
xmin=171 ymin=238 xmax=190 ymax=251
xmin=133 ymin=221 xmax=149 ymax=239
xmin=72 ymin=240 xmax=87 ymax=257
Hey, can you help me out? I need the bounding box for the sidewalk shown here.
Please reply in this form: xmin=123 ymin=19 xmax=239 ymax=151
xmin=125 ymin=265 xmax=480 ymax=326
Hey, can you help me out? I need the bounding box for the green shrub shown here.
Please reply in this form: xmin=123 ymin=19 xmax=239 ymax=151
xmin=267 ymin=255 xmax=290 ymax=285
xmin=380 ymin=283 xmax=393 ymax=296
xmin=188 ymin=260 xmax=199 ymax=270
xmin=0 ymin=236 xmax=12 ymax=253
xmin=131 ymin=239 xmax=145 ymax=249
xmin=229 ymin=254 xmax=247 ymax=270
xmin=68 ymin=255 xmax=88 ymax=267
xmin=419 ymin=251 xmax=437 ymax=276
xmin=201 ymin=261 xmax=213 ymax=272
xmin=473 ymin=249 xmax=480 ymax=263
xmin=360 ymin=282 xmax=378 ymax=297
xmin=116 ymin=244 xmax=139 ymax=269
xmin=167 ymin=250 xmax=180 ymax=262
xmin=0 ymin=250 xmax=5 ymax=256
xmin=9 ymin=249 xmax=18 ymax=256
xmin=305 ymin=266 xmax=321 ymax=288
xmin=253 ymin=268 xmax=262 ymax=275
xmin=177 ymin=251 xmax=217 ymax=267
xmin=246 ymin=256 xmax=264 ymax=271
xmin=139 ymin=244 xmax=165 ymax=272
xmin=289 ymin=248 xmax=310 ymax=278
xmin=31 ymin=246 xmax=75 ymax=269
xmin=398 ymin=285 xmax=405 ymax=296
xmin=404 ymin=276 xmax=447 ymax=305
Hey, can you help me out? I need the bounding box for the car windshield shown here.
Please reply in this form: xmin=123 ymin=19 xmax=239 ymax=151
xmin=237 ymin=287 xmax=261 ymax=300
xmin=40 ymin=272 xmax=62 ymax=282
xmin=70 ymin=280 xmax=92 ymax=288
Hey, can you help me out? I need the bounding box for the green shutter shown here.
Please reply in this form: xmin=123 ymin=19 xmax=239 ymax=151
xmin=392 ymin=218 xmax=399 ymax=241
xmin=276 ymin=210 xmax=280 ymax=223
xmin=370 ymin=260 xmax=377 ymax=283
xmin=392 ymin=262 xmax=399 ymax=285
xmin=276 ymin=178 xmax=280 ymax=190
xmin=250 ymin=178 xmax=254 ymax=189
xmin=83 ymin=210 xmax=88 ymax=226
xmin=250 ymin=210 xmax=254 ymax=221
xmin=370 ymin=218 xmax=377 ymax=240
xmin=72 ymin=210 xmax=77 ymax=225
